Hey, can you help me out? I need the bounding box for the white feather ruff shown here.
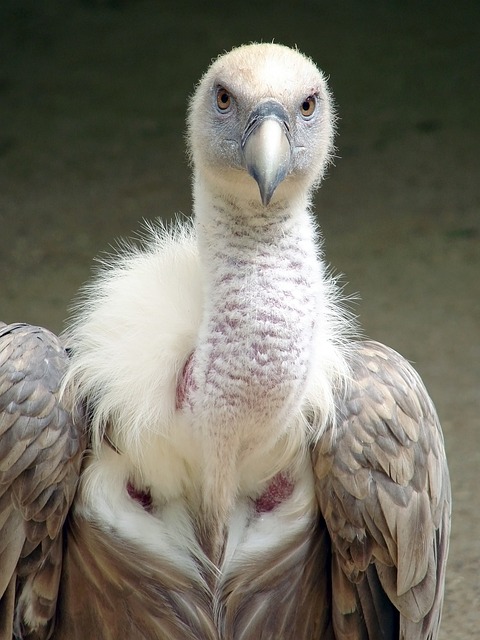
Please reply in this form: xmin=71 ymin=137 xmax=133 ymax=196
xmin=63 ymin=217 xmax=352 ymax=502
xmin=63 ymin=221 xmax=202 ymax=452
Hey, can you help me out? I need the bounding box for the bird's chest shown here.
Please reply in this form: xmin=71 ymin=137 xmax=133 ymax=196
xmin=72 ymin=452 xmax=324 ymax=639
xmin=79 ymin=423 xmax=314 ymax=524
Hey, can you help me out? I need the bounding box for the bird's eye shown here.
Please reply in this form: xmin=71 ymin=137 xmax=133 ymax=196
xmin=216 ymin=87 xmax=232 ymax=112
xmin=300 ymin=95 xmax=316 ymax=118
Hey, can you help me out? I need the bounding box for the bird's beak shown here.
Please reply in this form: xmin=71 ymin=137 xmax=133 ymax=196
xmin=241 ymin=100 xmax=292 ymax=206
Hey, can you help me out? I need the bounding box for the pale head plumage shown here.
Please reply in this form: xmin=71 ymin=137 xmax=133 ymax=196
xmin=188 ymin=43 xmax=335 ymax=207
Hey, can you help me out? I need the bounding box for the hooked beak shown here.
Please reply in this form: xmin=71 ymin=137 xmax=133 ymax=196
xmin=241 ymin=100 xmax=292 ymax=206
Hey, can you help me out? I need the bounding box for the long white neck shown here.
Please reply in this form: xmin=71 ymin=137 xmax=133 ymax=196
xmin=192 ymin=180 xmax=322 ymax=422
xmin=184 ymin=174 xmax=324 ymax=552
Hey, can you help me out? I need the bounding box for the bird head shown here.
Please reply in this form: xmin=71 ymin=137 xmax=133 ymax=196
xmin=188 ymin=43 xmax=335 ymax=208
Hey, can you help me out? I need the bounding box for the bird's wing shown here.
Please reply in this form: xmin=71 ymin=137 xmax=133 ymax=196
xmin=0 ymin=323 xmax=85 ymax=639
xmin=312 ymin=340 xmax=451 ymax=640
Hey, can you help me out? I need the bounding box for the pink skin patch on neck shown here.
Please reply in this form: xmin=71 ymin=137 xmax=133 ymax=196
xmin=176 ymin=352 xmax=196 ymax=410
xmin=254 ymin=472 xmax=294 ymax=513
xmin=126 ymin=482 xmax=153 ymax=512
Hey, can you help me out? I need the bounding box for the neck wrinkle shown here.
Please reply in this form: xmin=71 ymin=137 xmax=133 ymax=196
xmin=190 ymin=189 xmax=322 ymax=427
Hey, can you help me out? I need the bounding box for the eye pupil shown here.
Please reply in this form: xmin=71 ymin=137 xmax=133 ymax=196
xmin=216 ymin=87 xmax=232 ymax=111
xmin=301 ymin=96 xmax=316 ymax=117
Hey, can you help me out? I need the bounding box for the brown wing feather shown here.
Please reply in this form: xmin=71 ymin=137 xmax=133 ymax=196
xmin=53 ymin=514 xmax=219 ymax=640
xmin=218 ymin=518 xmax=334 ymax=639
xmin=0 ymin=323 xmax=85 ymax=639
xmin=313 ymin=340 xmax=451 ymax=640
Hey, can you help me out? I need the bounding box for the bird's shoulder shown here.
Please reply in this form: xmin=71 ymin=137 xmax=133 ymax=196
xmin=312 ymin=339 xmax=451 ymax=639
xmin=0 ymin=322 xmax=85 ymax=636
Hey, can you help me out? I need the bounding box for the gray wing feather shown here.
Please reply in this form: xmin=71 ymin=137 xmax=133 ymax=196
xmin=313 ymin=340 xmax=451 ymax=640
xmin=0 ymin=323 xmax=85 ymax=639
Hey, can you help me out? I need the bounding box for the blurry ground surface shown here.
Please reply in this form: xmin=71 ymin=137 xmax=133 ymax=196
xmin=1 ymin=1 xmax=479 ymax=636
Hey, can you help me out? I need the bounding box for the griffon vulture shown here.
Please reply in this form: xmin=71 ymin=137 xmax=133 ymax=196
xmin=0 ymin=43 xmax=450 ymax=639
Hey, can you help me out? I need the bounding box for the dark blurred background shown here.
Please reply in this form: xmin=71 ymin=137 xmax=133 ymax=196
xmin=0 ymin=1 xmax=479 ymax=635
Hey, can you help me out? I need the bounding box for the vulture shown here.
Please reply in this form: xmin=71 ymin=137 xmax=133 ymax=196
xmin=0 ymin=43 xmax=451 ymax=639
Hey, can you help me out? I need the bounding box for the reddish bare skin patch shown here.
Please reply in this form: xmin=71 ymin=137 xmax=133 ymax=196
xmin=176 ymin=352 xmax=195 ymax=410
xmin=126 ymin=482 xmax=153 ymax=512
xmin=126 ymin=474 xmax=294 ymax=515
xmin=255 ymin=472 xmax=294 ymax=513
